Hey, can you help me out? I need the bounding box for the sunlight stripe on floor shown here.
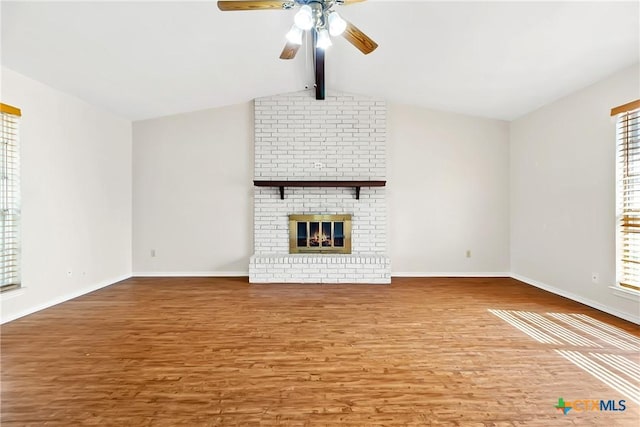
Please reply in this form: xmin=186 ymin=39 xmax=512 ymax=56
xmin=511 ymin=311 xmax=599 ymax=347
xmin=489 ymin=309 xmax=561 ymax=344
xmin=548 ymin=313 xmax=640 ymax=351
xmin=570 ymin=314 xmax=640 ymax=346
xmin=555 ymin=350 xmax=640 ymax=405
xmin=590 ymin=353 xmax=640 ymax=381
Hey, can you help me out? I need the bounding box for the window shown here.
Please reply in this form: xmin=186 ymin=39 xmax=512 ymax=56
xmin=613 ymin=99 xmax=640 ymax=292
xmin=0 ymin=103 xmax=21 ymax=293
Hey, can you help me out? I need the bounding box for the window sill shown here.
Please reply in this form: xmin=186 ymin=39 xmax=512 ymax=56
xmin=609 ymin=285 xmax=640 ymax=301
xmin=0 ymin=286 xmax=26 ymax=301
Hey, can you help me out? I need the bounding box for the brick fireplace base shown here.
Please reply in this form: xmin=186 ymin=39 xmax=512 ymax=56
xmin=249 ymin=254 xmax=391 ymax=284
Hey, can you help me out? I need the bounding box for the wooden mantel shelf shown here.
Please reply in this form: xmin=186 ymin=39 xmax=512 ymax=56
xmin=253 ymin=180 xmax=386 ymax=200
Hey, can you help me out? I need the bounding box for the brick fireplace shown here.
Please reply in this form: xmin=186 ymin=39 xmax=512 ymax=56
xmin=249 ymin=90 xmax=391 ymax=284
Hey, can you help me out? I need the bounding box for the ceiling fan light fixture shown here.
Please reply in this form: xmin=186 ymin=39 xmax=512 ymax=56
xmin=316 ymin=28 xmax=332 ymax=49
xmin=286 ymin=25 xmax=303 ymax=45
xmin=294 ymin=5 xmax=314 ymax=30
xmin=327 ymin=11 xmax=347 ymax=37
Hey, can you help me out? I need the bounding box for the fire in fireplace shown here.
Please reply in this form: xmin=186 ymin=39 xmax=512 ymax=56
xmin=289 ymin=214 xmax=352 ymax=254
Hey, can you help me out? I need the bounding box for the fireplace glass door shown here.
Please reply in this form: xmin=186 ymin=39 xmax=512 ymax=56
xmin=289 ymin=214 xmax=351 ymax=254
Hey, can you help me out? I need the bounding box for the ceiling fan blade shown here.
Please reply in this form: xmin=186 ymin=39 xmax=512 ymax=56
xmin=342 ymin=21 xmax=378 ymax=55
xmin=279 ymin=42 xmax=300 ymax=60
xmin=217 ymin=1 xmax=288 ymax=11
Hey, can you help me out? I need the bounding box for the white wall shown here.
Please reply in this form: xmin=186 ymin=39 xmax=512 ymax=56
xmin=388 ymin=104 xmax=511 ymax=275
xmin=132 ymin=103 xmax=253 ymax=275
xmin=3 ymin=62 xmax=637 ymax=322
xmin=0 ymin=67 xmax=132 ymax=323
xmin=133 ymin=98 xmax=510 ymax=277
xmin=510 ymin=64 xmax=640 ymax=323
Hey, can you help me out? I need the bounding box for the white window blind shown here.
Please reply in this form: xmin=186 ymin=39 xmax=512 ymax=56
xmin=614 ymin=100 xmax=640 ymax=292
xmin=0 ymin=103 xmax=21 ymax=293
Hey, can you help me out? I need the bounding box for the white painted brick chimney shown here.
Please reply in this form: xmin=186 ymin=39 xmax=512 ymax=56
xmin=250 ymin=90 xmax=391 ymax=284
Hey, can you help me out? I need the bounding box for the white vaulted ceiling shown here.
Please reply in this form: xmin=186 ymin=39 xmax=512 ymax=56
xmin=1 ymin=0 xmax=638 ymax=121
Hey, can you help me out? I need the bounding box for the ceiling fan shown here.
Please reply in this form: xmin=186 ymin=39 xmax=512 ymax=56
xmin=216 ymin=1 xmax=378 ymax=60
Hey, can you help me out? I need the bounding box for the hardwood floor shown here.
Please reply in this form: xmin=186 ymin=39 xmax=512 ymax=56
xmin=1 ymin=277 xmax=639 ymax=426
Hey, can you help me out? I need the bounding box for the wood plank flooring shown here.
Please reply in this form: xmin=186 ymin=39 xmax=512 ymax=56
xmin=1 ymin=277 xmax=639 ymax=426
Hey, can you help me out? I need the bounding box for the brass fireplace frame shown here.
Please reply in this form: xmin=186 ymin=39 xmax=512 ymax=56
xmin=289 ymin=214 xmax=352 ymax=254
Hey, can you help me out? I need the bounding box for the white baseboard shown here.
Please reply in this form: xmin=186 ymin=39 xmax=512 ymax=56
xmin=392 ymin=272 xmax=511 ymax=278
xmin=1 ymin=273 xmax=131 ymax=324
xmin=132 ymin=271 xmax=249 ymax=277
xmin=511 ymin=273 xmax=640 ymax=325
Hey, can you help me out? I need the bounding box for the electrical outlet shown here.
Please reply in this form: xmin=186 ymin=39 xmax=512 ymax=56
xmin=591 ymin=273 xmax=599 ymax=284
xmin=466 ymin=250 xmax=471 ymax=258
xmin=66 ymin=270 xmax=73 ymax=277
xmin=314 ymin=162 xmax=323 ymax=169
